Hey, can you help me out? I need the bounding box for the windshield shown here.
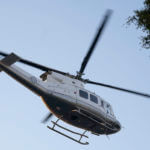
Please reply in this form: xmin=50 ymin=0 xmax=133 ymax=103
xmin=106 ymin=104 xmax=115 ymax=117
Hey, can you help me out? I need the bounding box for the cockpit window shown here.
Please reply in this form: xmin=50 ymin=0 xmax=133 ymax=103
xmin=90 ymin=94 xmax=98 ymax=104
xmin=101 ymin=100 xmax=104 ymax=107
xmin=79 ymin=90 xmax=88 ymax=99
xmin=107 ymin=104 xmax=110 ymax=108
xmin=110 ymin=106 xmax=114 ymax=116
xmin=106 ymin=104 xmax=112 ymax=115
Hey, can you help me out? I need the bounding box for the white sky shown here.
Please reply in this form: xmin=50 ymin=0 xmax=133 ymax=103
xmin=0 ymin=0 xmax=150 ymax=149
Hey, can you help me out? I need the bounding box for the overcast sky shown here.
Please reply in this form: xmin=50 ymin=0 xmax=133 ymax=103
xmin=0 ymin=0 xmax=150 ymax=150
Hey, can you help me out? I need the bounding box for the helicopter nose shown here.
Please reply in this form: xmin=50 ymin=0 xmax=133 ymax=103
xmin=115 ymin=120 xmax=121 ymax=131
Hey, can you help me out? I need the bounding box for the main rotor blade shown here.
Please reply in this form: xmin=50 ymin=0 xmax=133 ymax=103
xmin=77 ymin=10 xmax=112 ymax=78
xmin=85 ymin=80 xmax=150 ymax=98
xmin=41 ymin=113 xmax=53 ymax=123
xmin=0 ymin=51 xmax=67 ymax=75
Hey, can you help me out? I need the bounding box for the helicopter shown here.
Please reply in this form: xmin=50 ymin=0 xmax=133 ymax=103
xmin=0 ymin=10 xmax=150 ymax=145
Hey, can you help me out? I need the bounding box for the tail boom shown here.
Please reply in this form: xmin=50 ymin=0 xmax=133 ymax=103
xmin=0 ymin=53 xmax=47 ymax=97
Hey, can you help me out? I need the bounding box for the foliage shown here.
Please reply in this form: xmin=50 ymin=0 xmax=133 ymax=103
xmin=127 ymin=0 xmax=150 ymax=49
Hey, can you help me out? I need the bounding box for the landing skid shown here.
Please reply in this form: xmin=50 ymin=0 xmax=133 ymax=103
xmin=47 ymin=118 xmax=89 ymax=145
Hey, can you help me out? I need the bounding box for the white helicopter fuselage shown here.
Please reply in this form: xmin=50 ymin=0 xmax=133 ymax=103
xmin=44 ymin=72 xmax=115 ymax=122
xmin=0 ymin=55 xmax=121 ymax=135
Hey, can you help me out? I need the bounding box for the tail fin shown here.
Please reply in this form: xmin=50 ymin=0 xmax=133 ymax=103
xmin=0 ymin=53 xmax=20 ymax=71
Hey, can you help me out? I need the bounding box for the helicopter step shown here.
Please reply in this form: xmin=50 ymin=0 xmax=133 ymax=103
xmin=47 ymin=118 xmax=89 ymax=145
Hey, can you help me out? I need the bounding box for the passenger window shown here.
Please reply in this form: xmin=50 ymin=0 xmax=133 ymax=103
xmin=79 ymin=90 xmax=88 ymax=99
xmin=90 ymin=94 xmax=98 ymax=104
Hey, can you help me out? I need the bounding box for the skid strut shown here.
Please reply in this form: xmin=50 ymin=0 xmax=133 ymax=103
xmin=47 ymin=118 xmax=89 ymax=145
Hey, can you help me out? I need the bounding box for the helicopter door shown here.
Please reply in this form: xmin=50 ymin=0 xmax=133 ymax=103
xmin=77 ymin=89 xmax=99 ymax=112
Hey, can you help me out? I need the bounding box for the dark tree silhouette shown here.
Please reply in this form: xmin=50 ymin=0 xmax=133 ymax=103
xmin=127 ymin=0 xmax=150 ymax=49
